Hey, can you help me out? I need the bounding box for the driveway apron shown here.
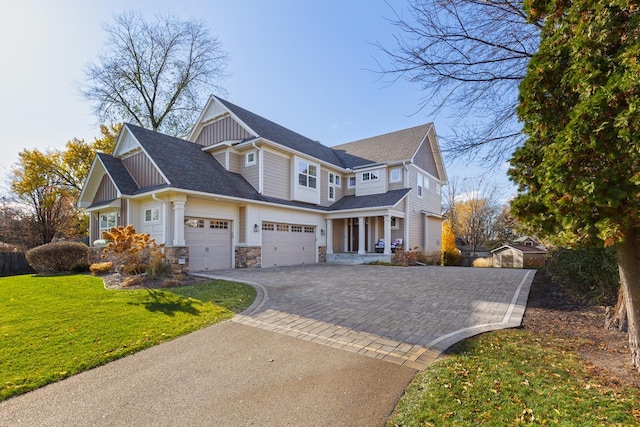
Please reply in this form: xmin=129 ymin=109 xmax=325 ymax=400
xmin=205 ymin=264 xmax=534 ymax=369
xmin=0 ymin=265 xmax=534 ymax=427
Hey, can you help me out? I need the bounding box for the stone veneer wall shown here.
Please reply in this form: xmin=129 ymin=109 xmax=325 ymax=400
xmin=235 ymin=246 xmax=262 ymax=268
xmin=318 ymin=246 xmax=326 ymax=263
xmin=164 ymin=246 xmax=189 ymax=274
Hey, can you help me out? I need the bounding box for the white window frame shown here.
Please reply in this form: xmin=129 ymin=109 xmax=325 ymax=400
xmin=390 ymin=216 xmax=399 ymax=230
xmin=328 ymin=172 xmax=339 ymax=201
xmin=144 ymin=207 xmax=160 ymax=223
xmin=390 ymin=168 xmax=402 ymax=183
xmin=348 ymin=176 xmax=356 ymax=188
xmin=361 ymin=170 xmax=379 ymax=182
xmin=298 ymin=160 xmax=317 ymax=189
xmin=417 ymin=174 xmax=424 ymax=198
xmin=99 ymin=212 xmax=117 ymax=237
xmin=245 ymin=151 xmax=256 ymax=166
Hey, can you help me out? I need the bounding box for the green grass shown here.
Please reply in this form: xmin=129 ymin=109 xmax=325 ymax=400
xmin=0 ymin=274 xmax=255 ymax=401
xmin=388 ymin=330 xmax=640 ymax=426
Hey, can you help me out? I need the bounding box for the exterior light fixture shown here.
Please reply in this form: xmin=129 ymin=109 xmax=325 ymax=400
xmin=254 ymin=224 xmax=259 ymax=232
xmin=320 ymin=229 xmax=325 ymax=236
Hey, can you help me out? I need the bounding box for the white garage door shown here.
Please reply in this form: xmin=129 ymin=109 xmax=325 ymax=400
xmin=262 ymin=223 xmax=316 ymax=267
xmin=185 ymin=218 xmax=232 ymax=271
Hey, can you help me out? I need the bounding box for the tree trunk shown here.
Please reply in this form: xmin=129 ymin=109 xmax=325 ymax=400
xmin=605 ymin=286 xmax=628 ymax=331
xmin=615 ymin=229 xmax=640 ymax=371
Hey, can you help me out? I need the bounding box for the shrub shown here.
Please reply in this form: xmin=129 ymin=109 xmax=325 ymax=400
xmin=146 ymin=254 xmax=170 ymax=280
xmin=101 ymin=225 xmax=164 ymax=275
xmin=393 ymin=247 xmax=426 ymax=266
xmin=442 ymin=251 xmax=463 ymax=266
xmin=547 ymin=246 xmax=619 ymax=305
xmin=26 ymin=241 xmax=90 ymax=274
xmin=472 ymin=257 xmax=493 ymax=268
xmin=90 ymin=261 xmax=114 ymax=275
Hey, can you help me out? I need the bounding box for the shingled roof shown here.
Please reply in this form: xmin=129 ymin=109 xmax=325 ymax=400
xmin=215 ymin=96 xmax=347 ymax=168
xmin=327 ymin=188 xmax=410 ymax=211
xmin=96 ymin=153 xmax=138 ymax=195
xmin=332 ymin=124 xmax=433 ymax=167
xmin=126 ymin=124 xmax=261 ymax=200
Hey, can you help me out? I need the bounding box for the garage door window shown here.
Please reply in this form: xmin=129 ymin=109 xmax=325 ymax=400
xmin=185 ymin=219 xmax=204 ymax=228
xmin=304 ymin=226 xmax=315 ymax=233
xmin=291 ymin=226 xmax=303 ymax=232
xmin=277 ymin=224 xmax=289 ymax=232
xmin=262 ymin=223 xmax=275 ymax=231
xmin=210 ymin=220 xmax=229 ymax=229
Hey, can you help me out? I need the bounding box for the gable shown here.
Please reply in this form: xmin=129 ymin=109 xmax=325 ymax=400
xmin=413 ymin=136 xmax=439 ymax=178
xmin=122 ymin=152 xmax=165 ymax=188
xmin=194 ymin=116 xmax=252 ymax=147
xmin=93 ymin=174 xmax=117 ymax=204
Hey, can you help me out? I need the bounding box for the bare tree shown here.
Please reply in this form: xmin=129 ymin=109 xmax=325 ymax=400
xmin=379 ymin=1 xmax=541 ymax=165
xmin=83 ymin=12 xmax=228 ymax=137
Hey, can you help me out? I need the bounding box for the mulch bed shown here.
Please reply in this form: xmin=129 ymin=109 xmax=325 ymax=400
xmin=101 ymin=273 xmax=210 ymax=290
xmin=523 ymin=270 xmax=640 ymax=388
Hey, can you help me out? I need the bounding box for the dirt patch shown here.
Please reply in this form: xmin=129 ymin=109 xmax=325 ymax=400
xmin=523 ymin=270 xmax=640 ymax=388
xmin=101 ymin=273 xmax=210 ymax=290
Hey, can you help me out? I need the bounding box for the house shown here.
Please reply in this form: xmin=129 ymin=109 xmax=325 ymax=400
xmin=491 ymin=244 xmax=547 ymax=269
xmin=78 ymin=96 xmax=447 ymax=271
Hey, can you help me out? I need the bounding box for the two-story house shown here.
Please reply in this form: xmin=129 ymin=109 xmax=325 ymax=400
xmin=78 ymin=96 xmax=447 ymax=271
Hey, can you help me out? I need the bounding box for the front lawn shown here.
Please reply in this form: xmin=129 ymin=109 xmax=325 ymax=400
xmin=0 ymin=274 xmax=255 ymax=401
xmin=387 ymin=330 xmax=640 ymax=426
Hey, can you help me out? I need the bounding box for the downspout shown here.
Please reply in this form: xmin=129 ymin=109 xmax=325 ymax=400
xmin=252 ymin=141 xmax=263 ymax=194
xmin=152 ymin=193 xmax=167 ymax=245
xmin=403 ymin=160 xmax=410 ymax=249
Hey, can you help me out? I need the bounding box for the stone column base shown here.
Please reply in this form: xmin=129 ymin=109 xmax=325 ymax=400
xmin=235 ymin=246 xmax=262 ymax=268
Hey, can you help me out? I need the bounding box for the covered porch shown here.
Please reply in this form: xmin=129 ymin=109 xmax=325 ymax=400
xmin=323 ymin=211 xmax=405 ymax=264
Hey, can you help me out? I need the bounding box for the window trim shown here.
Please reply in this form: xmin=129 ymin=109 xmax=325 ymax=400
xmin=348 ymin=176 xmax=356 ymax=188
xmin=417 ymin=174 xmax=424 ymax=198
xmin=298 ymin=160 xmax=317 ymax=189
xmin=245 ymin=150 xmax=256 ymax=166
xmin=144 ymin=207 xmax=160 ymax=223
xmin=390 ymin=168 xmax=402 ymax=183
xmin=99 ymin=212 xmax=117 ymax=237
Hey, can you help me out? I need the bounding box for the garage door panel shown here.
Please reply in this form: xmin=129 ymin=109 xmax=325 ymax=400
xmin=185 ymin=218 xmax=232 ymax=271
xmin=262 ymin=223 xmax=315 ymax=267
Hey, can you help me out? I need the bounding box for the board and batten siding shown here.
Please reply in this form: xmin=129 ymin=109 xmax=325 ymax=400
xmin=194 ymin=116 xmax=252 ymax=147
xmin=93 ymin=174 xmax=117 ymax=203
xmin=262 ymin=150 xmax=290 ymax=200
xmin=123 ymin=152 xmax=165 ymax=188
xmin=413 ymin=138 xmax=440 ymax=179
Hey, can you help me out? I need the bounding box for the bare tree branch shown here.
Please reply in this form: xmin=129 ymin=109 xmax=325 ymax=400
xmin=378 ymin=0 xmax=540 ymax=166
xmin=83 ymin=11 xmax=228 ymax=137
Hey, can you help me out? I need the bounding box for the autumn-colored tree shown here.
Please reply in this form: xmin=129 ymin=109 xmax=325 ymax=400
xmin=101 ymin=225 xmax=164 ymax=275
xmin=511 ymin=0 xmax=640 ymax=369
xmin=8 ymin=124 xmax=120 ymax=246
xmin=441 ymin=220 xmax=460 ymax=266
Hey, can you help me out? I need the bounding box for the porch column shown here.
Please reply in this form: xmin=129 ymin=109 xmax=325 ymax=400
xmin=358 ymin=216 xmax=365 ymax=255
xmin=326 ymin=219 xmax=333 ymax=254
xmin=383 ymin=215 xmax=392 ymax=255
xmin=172 ymin=200 xmax=186 ymax=246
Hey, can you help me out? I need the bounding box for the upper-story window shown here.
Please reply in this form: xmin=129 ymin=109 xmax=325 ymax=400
xmin=348 ymin=176 xmax=356 ymax=188
xmin=328 ymin=173 xmax=340 ymax=201
xmin=245 ymin=151 xmax=256 ymax=166
xmin=417 ymin=174 xmax=424 ymax=198
xmin=362 ymin=170 xmax=379 ymax=181
xmin=390 ymin=168 xmax=402 ymax=183
xmin=298 ymin=160 xmax=317 ymax=189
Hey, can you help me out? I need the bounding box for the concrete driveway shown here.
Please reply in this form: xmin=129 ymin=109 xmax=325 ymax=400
xmin=0 ymin=265 xmax=534 ymax=427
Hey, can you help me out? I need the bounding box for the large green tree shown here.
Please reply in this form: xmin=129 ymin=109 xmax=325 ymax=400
xmin=510 ymin=0 xmax=640 ymax=369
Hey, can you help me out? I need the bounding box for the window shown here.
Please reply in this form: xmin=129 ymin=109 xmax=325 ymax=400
xmin=348 ymin=176 xmax=356 ymax=188
xmin=262 ymin=223 xmax=275 ymax=231
xmin=304 ymin=226 xmax=315 ymax=233
xmin=328 ymin=172 xmax=339 ymax=201
xmin=210 ymin=220 xmax=229 ymax=229
xmin=391 ymin=217 xmax=399 ymax=229
xmin=423 ymin=176 xmax=431 ymax=190
xmin=144 ymin=207 xmax=160 ymax=222
xmin=298 ymin=161 xmax=317 ymax=189
xmin=184 ymin=219 xmax=204 ymax=228
xmin=99 ymin=213 xmax=116 ymax=236
xmin=417 ymin=174 xmax=423 ymax=198
xmin=436 ymin=183 xmax=441 ymax=195
xmin=362 ymin=170 xmax=379 ymax=181
xmin=291 ymin=225 xmax=303 ymax=232
xmin=390 ymin=168 xmax=402 ymax=183
xmin=245 ymin=151 xmax=256 ymax=166
xmin=277 ymin=224 xmax=289 ymax=232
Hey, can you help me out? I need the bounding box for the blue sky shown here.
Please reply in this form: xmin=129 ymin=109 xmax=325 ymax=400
xmin=1 ymin=0 xmax=513 ymax=196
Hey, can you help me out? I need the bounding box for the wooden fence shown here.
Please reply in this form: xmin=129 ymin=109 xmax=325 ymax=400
xmin=0 ymin=252 xmax=35 ymax=276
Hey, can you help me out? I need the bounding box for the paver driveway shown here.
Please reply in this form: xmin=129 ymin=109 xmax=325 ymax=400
xmin=201 ymin=264 xmax=534 ymax=369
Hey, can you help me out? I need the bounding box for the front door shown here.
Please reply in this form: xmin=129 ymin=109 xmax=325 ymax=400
xmin=347 ymin=218 xmax=368 ymax=252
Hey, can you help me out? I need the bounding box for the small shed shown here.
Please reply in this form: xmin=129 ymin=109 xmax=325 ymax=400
xmin=491 ymin=244 xmax=547 ymax=269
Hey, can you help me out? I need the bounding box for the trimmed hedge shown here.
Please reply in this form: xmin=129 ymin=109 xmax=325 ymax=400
xmin=26 ymin=242 xmax=90 ymax=274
